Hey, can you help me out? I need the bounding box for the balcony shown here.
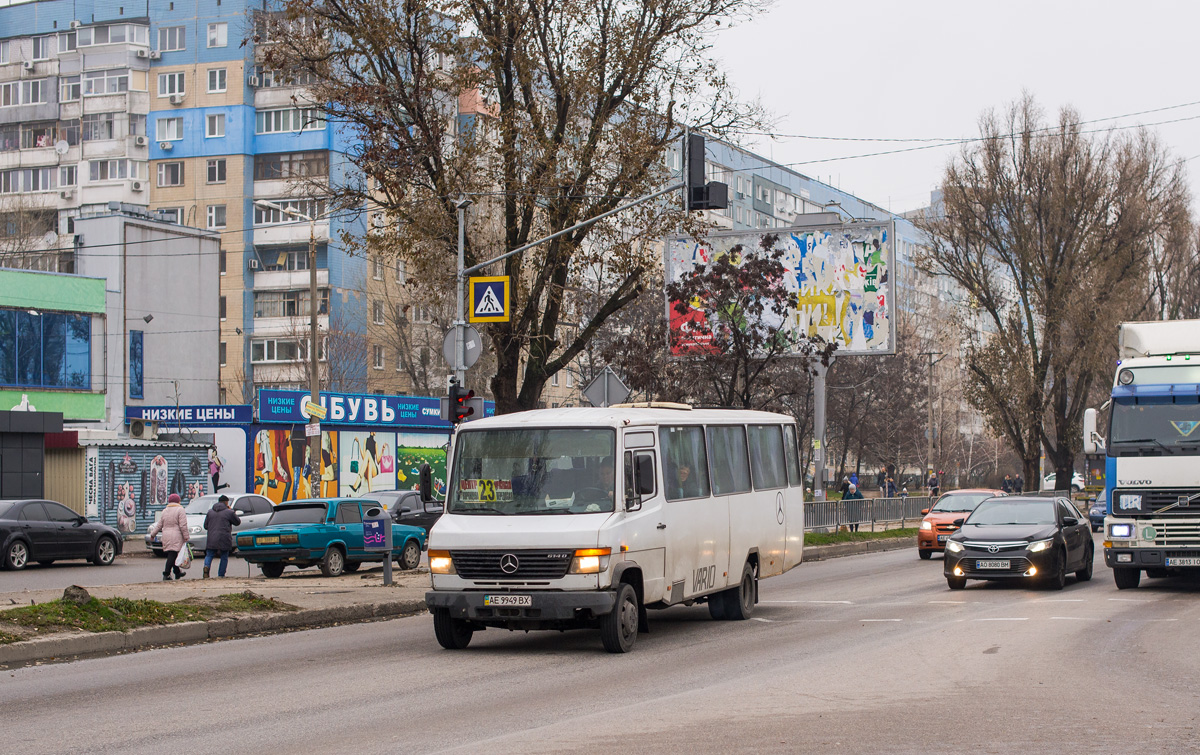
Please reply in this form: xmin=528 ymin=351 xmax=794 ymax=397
xmin=252 ymin=268 xmax=329 ymax=290
xmin=253 ymin=220 xmax=330 ymax=247
xmin=250 ymin=314 xmax=330 ymax=338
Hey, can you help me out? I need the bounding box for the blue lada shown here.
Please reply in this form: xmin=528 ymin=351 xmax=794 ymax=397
xmin=235 ymin=498 xmax=426 ymax=578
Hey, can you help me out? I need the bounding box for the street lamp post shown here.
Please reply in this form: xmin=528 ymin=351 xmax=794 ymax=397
xmin=255 ymin=200 xmax=321 ymax=498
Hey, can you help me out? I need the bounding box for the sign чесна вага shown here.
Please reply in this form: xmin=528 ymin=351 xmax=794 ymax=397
xmin=125 ymin=405 xmax=252 ymax=425
xmin=256 ymin=389 xmax=494 ymax=428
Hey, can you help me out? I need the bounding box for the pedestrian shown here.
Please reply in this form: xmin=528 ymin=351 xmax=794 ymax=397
xmin=1014 ymin=473 xmax=1024 ymax=493
xmin=838 ymin=476 xmax=850 ymax=498
xmin=927 ymin=471 xmax=940 ymax=498
xmin=202 ymin=494 xmax=241 ymax=578
xmin=899 ymin=486 xmax=909 ymax=499
xmin=849 ymin=472 xmax=859 ymax=488
xmin=885 ymin=475 xmax=897 ymax=498
xmin=147 ymin=493 xmax=189 ymax=581
xmin=876 ymin=469 xmax=886 ymax=489
xmin=1001 ymin=474 xmax=1013 ymax=494
xmin=844 ymin=483 xmax=865 ymax=532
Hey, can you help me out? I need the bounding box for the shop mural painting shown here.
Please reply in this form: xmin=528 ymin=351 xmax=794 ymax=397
xmin=85 ymin=443 xmax=212 ymax=534
xmin=340 ymin=431 xmax=390 ymax=497
xmin=394 ymin=432 xmax=448 ymax=497
xmin=666 ymin=221 xmax=896 ymax=356
xmin=255 ymin=428 xmax=343 ymax=503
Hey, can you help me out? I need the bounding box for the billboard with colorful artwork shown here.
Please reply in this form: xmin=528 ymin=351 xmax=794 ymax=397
xmin=665 ymin=220 xmax=896 ymax=356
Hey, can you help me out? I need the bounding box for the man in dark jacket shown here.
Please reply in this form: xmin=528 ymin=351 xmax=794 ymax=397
xmin=203 ymin=494 xmax=241 ymax=578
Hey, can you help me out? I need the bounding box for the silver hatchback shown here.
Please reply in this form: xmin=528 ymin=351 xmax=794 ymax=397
xmin=145 ymin=494 xmax=275 ymax=554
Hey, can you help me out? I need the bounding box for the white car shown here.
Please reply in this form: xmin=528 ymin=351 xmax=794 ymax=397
xmin=1042 ymin=472 xmax=1086 ymax=492
xmin=145 ymin=494 xmax=275 ymax=554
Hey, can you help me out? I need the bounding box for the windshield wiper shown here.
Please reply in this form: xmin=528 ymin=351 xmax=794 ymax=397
xmin=1117 ymin=437 xmax=1172 ymax=453
xmin=453 ymin=506 xmax=507 ymax=515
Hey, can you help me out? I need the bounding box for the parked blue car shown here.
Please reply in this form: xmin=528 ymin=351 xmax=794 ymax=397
xmin=1088 ymin=490 xmax=1107 ymax=533
xmin=235 ymin=498 xmax=426 ymax=578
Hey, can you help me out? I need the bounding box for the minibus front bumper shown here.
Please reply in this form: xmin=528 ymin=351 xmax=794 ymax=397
xmin=425 ymin=590 xmax=617 ymax=622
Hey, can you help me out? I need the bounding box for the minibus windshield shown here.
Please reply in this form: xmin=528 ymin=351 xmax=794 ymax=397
xmin=448 ymin=428 xmax=617 ymax=515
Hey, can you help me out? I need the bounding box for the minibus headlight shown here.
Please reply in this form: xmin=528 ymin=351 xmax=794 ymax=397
xmin=429 ymin=550 xmax=455 ymax=575
xmin=569 ymin=547 xmax=612 ymax=574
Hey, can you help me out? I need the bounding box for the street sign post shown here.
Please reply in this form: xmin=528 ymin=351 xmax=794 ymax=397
xmin=442 ymin=325 xmax=482 ymax=370
xmin=582 ymin=366 xmax=631 ymax=408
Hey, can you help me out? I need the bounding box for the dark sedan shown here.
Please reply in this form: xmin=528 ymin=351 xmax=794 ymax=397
xmin=367 ymin=491 xmax=444 ymax=535
xmin=1088 ymin=490 xmax=1107 ymax=532
xmin=0 ymin=499 xmax=124 ymax=570
xmin=943 ymin=496 xmax=1094 ymax=590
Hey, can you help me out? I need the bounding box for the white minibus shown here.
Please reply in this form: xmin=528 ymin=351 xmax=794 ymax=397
xmin=423 ymin=404 xmax=806 ymax=653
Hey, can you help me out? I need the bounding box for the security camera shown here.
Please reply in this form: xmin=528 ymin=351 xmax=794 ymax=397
xmin=142 ymin=314 xmax=154 ymax=323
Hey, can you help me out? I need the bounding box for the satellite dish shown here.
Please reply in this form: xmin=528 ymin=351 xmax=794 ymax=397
xmin=43 ymin=231 xmax=58 ymax=247
xmin=54 ymin=140 xmax=69 ymax=155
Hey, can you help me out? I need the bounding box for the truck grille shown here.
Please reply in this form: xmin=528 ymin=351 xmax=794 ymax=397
xmin=1115 ymin=488 xmax=1200 ymax=515
xmin=450 ymin=549 xmax=573 ymax=580
xmin=1149 ymin=520 xmax=1200 ymax=547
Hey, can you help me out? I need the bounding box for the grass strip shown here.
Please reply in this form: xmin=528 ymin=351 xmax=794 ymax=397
xmin=804 ymin=528 xmax=919 ymax=546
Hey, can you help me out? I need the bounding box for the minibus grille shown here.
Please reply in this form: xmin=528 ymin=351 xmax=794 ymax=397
xmin=451 ymin=550 xmax=574 ymax=580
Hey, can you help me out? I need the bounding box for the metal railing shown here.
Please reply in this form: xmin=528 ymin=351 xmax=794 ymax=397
xmin=803 ymin=496 xmax=934 ymax=532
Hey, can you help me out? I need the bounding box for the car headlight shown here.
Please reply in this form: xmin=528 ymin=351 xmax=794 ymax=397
xmin=568 ymin=548 xmax=612 ymax=574
xmin=945 ymin=540 xmax=964 ymax=553
xmin=429 ymin=550 xmax=455 ymax=575
xmin=1109 ymin=523 xmax=1133 ymax=539
xmin=920 ymin=520 xmax=933 ymax=531
xmin=189 ymin=525 xmax=203 ymax=534
xmin=1027 ymin=539 xmax=1053 ymax=553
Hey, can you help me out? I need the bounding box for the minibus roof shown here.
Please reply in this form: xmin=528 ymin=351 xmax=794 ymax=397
xmin=461 ymin=406 xmax=793 ymax=429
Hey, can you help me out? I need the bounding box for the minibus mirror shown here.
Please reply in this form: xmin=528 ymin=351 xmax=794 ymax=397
xmin=419 ymin=463 xmax=432 ymax=502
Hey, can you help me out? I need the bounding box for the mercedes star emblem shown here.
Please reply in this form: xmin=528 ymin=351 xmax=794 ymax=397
xmin=500 ymin=553 xmax=520 ymax=574
xmin=988 ymin=544 xmax=999 ymax=553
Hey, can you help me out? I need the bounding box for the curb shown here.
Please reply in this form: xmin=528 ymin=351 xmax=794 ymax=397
xmin=803 ymin=536 xmax=916 ymax=562
xmin=0 ymin=599 xmax=427 ymax=666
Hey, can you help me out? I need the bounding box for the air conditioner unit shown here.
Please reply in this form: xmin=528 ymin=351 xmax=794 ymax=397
xmin=130 ymin=180 xmax=144 ymax=192
xmin=149 ymin=50 xmax=161 ymax=60
xmin=136 ymin=49 xmax=148 ymax=58
xmin=248 ymin=258 xmax=260 ymax=270
xmin=247 ymin=75 xmax=260 ymax=88
xmin=129 ymin=419 xmax=159 ymax=440
xmin=22 ymin=61 xmax=35 ymax=71
xmin=59 ymin=190 xmax=74 ymax=199
xmin=168 ymin=94 xmax=184 ymax=105
xmin=70 ymin=19 xmax=82 ymax=29
xmin=158 ymin=141 xmax=173 ymax=150
xmin=134 ymin=135 xmax=147 ymax=146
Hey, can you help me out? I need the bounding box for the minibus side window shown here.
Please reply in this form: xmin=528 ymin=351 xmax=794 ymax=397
xmin=659 ymin=426 xmax=711 ymax=501
xmin=748 ymin=424 xmax=787 ymax=490
xmin=706 ymin=425 xmax=751 ymax=495
xmin=783 ymin=425 xmax=801 ymax=486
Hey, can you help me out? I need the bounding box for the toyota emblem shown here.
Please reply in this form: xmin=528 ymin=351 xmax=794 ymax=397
xmin=499 ymin=553 xmax=520 ymax=574
xmin=988 ymin=544 xmax=999 ymax=553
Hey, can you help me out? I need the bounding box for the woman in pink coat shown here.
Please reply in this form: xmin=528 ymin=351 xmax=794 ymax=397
xmin=148 ymin=493 xmax=189 ymax=580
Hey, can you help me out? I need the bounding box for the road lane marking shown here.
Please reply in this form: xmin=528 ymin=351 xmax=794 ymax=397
xmin=1108 ymin=598 xmax=1151 ymax=602
xmin=1037 ymin=599 xmax=1084 ymax=602
xmin=804 ymin=600 xmax=854 ymax=604
xmin=861 ymin=619 xmax=902 ymax=622
xmin=975 ymin=618 xmax=1029 ymax=621
xmin=1051 ymin=616 xmax=1101 ymax=620
xmin=751 ymin=617 xmax=775 ymax=623
xmin=928 ymin=600 xmax=965 ymax=604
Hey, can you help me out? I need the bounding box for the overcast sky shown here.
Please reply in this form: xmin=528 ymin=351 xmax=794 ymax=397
xmin=712 ymin=0 xmax=1200 ymax=215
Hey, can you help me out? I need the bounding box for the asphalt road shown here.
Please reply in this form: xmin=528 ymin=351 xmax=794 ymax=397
xmin=5 ymin=547 xmax=1200 ymax=754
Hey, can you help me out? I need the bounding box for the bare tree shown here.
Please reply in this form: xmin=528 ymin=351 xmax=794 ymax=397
xmin=257 ymin=0 xmax=766 ymax=412
xmin=0 ymin=198 xmax=67 ymax=271
xmin=284 ymin=309 xmax=369 ymax=393
xmin=915 ymin=95 xmax=1192 ymax=485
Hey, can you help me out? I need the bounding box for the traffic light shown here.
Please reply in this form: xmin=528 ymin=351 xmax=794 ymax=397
xmin=449 ymin=381 xmax=475 ymax=424
xmin=685 ymin=133 xmax=729 ymax=212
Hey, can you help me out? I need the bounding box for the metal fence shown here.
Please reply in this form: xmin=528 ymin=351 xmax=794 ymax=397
xmin=803 ymin=496 xmax=934 ymax=532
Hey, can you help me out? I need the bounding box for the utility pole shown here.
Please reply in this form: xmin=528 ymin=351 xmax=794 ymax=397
xmin=811 ymin=358 xmax=830 ymax=501
xmin=920 ymin=351 xmax=944 ymax=483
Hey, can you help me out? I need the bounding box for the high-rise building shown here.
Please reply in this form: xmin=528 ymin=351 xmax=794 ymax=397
xmin=0 ymin=0 xmax=368 ymax=406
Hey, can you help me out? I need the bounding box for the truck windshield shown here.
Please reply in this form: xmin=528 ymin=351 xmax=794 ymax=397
xmin=448 ymin=428 xmax=617 ymax=515
xmin=1110 ymin=397 xmax=1200 ymax=455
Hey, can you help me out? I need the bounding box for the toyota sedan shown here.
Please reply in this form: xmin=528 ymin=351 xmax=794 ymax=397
xmin=943 ymin=496 xmax=1094 ymax=590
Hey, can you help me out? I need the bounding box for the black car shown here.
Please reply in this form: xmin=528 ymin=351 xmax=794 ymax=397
xmin=367 ymin=491 xmax=443 ymax=535
xmin=0 ymin=499 xmax=124 ymax=570
xmin=943 ymin=496 xmax=1094 ymax=590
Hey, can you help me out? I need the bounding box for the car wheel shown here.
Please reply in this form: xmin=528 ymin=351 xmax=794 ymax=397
xmin=918 ymin=549 xmax=932 ymax=560
xmin=1113 ymin=567 xmax=1140 ymax=589
xmin=320 ymin=546 xmax=345 ymax=577
xmin=343 ymin=560 xmax=361 ymax=573
xmin=433 ymin=606 xmax=474 ymax=650
xmin=946 ymin=575 xmax=966 ymax=590
xmin=4 ymin=540 xmax=29 ymax=571
xmin=261 ymin=562 xmax=285 ymax=578
xmin=1075 ymin=544 xmax=1094 ymax=582
xmin=723 ymin=562 xmax=756 ymax=621
xmin=1045 ymin=549 xmax=1066 ymax=590
xmin=707 ymin=591 xmax=729 ymax=620
xmin=92 ymin=536 xmax=117 ymax=566
xmin=37 ymin=560 xmax=55 ymax=566
xmin=600 ymin=582 xmax=640 ymax=653
xmin=399 ymin=540 xmax=421 ymax=571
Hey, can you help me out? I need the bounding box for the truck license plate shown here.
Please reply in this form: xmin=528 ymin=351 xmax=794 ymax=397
xmin=1166 ymin=557 xmax=1200 ymax=567
xmin=977 ymin=560 xmax=1010 ymax=569
xmin=484 ymin=595 xmax=531 ymax=607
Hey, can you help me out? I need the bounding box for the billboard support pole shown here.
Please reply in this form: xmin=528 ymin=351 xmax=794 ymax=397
xmin=812 ymin=357 xmax=829 ymax=501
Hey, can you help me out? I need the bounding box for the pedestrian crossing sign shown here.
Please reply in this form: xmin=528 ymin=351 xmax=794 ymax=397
xmin=469 ymin=276 xmax=510 ymax=323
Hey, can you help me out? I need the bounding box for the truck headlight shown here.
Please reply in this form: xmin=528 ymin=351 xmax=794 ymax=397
xmin=945 ymin=541 xmax=964 ymax=553
xmin=1110 ymin=523 xmax=1133 ymax=539
xmin=920 ymin=520 xmax=933 ymax=531
xmin=429 ymin=550 xmax=455 ymax=575
xmin=568 ymin=547 xmax=612 ymax=574
xmin=1028 ymin=539 xmax=1053 ymax=553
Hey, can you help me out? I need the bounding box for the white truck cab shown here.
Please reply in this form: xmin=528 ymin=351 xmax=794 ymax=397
xmin=424 ymin=405 xmax=806 ymax=652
